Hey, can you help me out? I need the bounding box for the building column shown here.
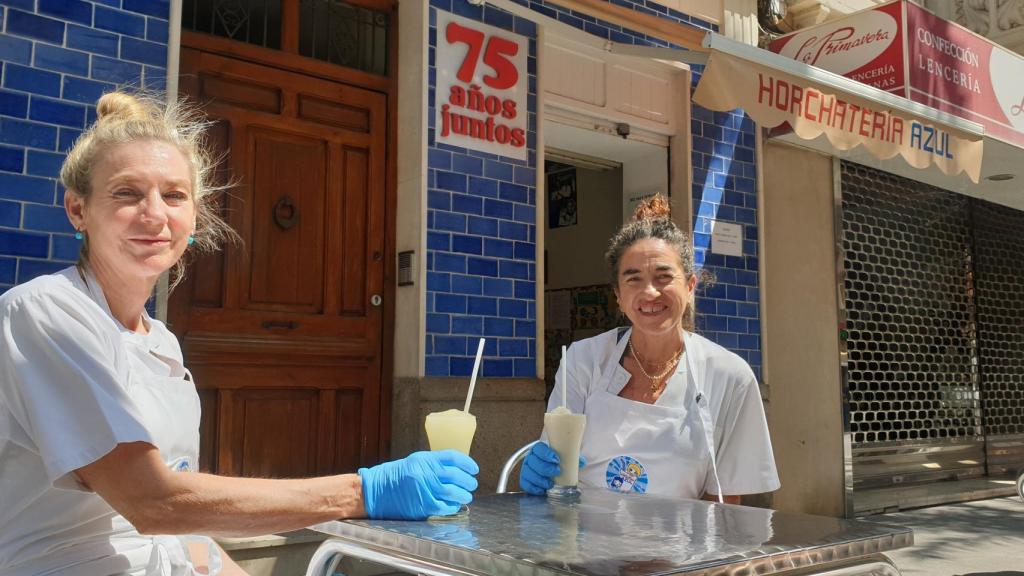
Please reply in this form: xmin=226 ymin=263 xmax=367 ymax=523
xmin=722 ymin=0 xmax=758 ymax=45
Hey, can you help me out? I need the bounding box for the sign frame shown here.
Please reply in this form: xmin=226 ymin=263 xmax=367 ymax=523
xmin=435 ymin=11 xmax=529 ymax=161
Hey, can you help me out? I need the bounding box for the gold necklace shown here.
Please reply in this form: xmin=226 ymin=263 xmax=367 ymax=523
xmin=628 ymin=339 xmax=683 ymax=391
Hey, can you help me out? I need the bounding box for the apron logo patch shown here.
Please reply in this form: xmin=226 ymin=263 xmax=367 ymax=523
xmin=171 ymin=458 xmax=191 ymax=472
xmin=606 ymin=456 xmax=648 ymax=494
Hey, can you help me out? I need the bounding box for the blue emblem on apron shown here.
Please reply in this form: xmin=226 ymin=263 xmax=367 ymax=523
xmin=606 ymin=455 xmax=648 ymax=493
xmin=172 ymin=458 xmax=191 ymax=472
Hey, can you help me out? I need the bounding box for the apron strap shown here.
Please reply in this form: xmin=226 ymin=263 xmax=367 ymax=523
xmin=684 ymin=332 xmax=724 ymax=504
xmin=695 ymin=394 xmax=724 ymax=503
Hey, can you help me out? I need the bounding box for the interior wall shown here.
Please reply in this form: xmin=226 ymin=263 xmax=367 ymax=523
xmin=622 ymin=149 xmax=670 ymax=223
xmin=762 ymin=141 xmax=845 ymax=517
xmin=546 ymin=165 xmax=624 ymax=290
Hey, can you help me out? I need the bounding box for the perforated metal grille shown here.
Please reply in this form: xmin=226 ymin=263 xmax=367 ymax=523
xmin=841 ymin=162 xmax=982 ymax=447
xmin=973 ymin=201 xmax=1024 ymax=437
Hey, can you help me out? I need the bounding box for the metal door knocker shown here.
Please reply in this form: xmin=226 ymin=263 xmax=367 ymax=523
xmin=273 ymin=196 xmax=298 ymax=230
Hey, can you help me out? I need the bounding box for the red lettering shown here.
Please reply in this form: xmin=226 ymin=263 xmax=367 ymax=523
xmin=469 ymin=116 xmax=486 ymax=139
xmin=482 ymin=35 xmax=520 ymax=90
xmin=805 ymin=90 xmax=819 ymax=122
xmin=871 ymin=110 xmax=888 ymax=141
xmin=510 ymin=128 xmax=526 ymax=147
xmin=758 ymin=73 xmax=773 ymax=106
xmin=790 ymin=85 xmax=804 ymax=116
xmin=774 ymin=79 xmax=790 ymax=112
xmin=794 ymin=36 xmax=820 ymax=64
xmin=819 ymin=93 xmax=834 ymax=125
xmin=446 ymin=22 xmax=485 ymax=83
xmin=859 ymin=108 xmax=873 ymax=137
xmin=484 ymin=95 xmax=502 ymax=116
xmin=495 ymin=124 xmax=511 ymax=144
xmin=832 ymin=101 xmax=847 ymax=131
xmin=795 ymin=27 xmax=854 ymax=65
xmin=502 ymin=99 xmax=517 ymax=119
xmin=449 ymin=85 xmax=466 ymax=107
xmin=450 ymin=113 xmax=465 ymax=135
xmin=793 ymin=26 xmax=891 ymax=66
xmin=467 ymin=84 xmax=485 ymax=112
xmin=440 ymin=104 xmax=451 ymax=137
xmin=485 ymin=116 xmax=496 ymax=141
xmin=445 ymin=21 xmax=521 ymax=90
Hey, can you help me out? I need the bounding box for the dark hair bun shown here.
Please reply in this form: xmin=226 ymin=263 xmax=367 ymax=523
xmin=632 ymin=194 xmax=671 ymax=222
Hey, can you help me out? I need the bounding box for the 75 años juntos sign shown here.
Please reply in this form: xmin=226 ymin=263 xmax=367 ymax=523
xmin=435 ymin=11 xmax=528 ymax=161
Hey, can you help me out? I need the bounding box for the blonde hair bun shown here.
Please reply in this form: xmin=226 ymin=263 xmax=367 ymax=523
xmin=632 ymin=194 xmax=671 ymax=222
xmin=61 ymin=90 xmax=239 ymax=290
xmin=95 ymin=92 xmax=149 ymax=122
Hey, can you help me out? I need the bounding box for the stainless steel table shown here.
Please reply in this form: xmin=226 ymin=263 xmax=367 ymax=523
xmin=306 ymin=491 xmax=912 ymax=576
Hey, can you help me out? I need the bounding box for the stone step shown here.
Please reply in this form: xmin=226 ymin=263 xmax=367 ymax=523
xmin=217 ymin=529 xmax=327 ymax=576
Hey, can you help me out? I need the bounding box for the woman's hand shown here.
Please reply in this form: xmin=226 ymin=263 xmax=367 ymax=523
xmin=519 ymin=442 xmax=586 ymax=495
xmin=359 ymin=450 xmax=479 ymax=520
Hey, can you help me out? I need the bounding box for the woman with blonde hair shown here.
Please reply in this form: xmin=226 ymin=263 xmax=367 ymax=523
xmin=520 ymin=196 xmax=779 ymax=503
xmin=0 ymin=92 xmax=478 ymax=575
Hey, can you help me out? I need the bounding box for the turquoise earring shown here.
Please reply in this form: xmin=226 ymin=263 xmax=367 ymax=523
xmin=74 ymin=231 xmax=83 ymax=240
xmin=187 ymin=235 xmax=195 ymax=246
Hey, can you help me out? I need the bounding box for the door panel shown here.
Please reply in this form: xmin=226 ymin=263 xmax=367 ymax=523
xmin=201 ymin=73 xmax=282 ymax=113
xmin=191 ymin=120 xmax=230 ymax=310
xmin=335 ymin=390 xmax=365 ymax=473
xmin=247 ymin=130 xmax=326 ymax=312
xmin=198 ymin=389 xmax=218 ymax=472
xmin=340 ymin=146 xmax=370 ymax=315
xmin=299 ymin=94 xmax=371 ymax=133
xmin=232 ymin=388 xmax=320 ymax=478
xmin=172 ymin=47 xmax=387 ymax=478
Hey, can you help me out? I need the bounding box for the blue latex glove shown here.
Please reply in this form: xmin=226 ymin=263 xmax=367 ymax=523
xmin=359 ymin=450 xmax=479 ymax=520
xmin=519 ymin=441 xmax=587 ymax=496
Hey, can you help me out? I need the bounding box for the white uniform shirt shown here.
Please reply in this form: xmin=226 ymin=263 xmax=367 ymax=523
xmin=550 ymin=328 xmax=780 ymax=499
xmin=0 ymin=267 xmax=204 ymax=575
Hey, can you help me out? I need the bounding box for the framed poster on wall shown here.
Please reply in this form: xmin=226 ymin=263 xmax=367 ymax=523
xmin=548 ymin=168 xmax=577 ymax=228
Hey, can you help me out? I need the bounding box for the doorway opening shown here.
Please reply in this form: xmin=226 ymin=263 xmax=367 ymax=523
xmin=542 ymin=121 xmax=668 ymax=395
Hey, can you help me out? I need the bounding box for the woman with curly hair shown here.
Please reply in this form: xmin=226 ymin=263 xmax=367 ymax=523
xmin=521 ymin=195 xmax=779 ymax=504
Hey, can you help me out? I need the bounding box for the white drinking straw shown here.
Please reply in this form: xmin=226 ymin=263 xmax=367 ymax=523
xmin=464 ymin=337 xmax=486 ymax=413
xmin=561 ymin=345 xmax=568 ymax=409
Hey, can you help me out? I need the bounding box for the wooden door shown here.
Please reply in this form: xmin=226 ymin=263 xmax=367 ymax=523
xmin=171 ymin=48 xmax=388 ymax=478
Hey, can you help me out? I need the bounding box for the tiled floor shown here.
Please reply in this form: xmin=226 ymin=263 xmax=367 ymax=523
xmin=865 ymin=496 xmax=1024 ymax=576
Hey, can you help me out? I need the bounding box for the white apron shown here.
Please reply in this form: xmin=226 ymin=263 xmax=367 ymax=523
xmin=578 ymin=330 xmax=724 ymax=501
xmin=123 ymin=336 xmax=222 ymax=576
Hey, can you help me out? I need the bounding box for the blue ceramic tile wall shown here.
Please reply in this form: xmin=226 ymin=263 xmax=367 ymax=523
xmin=427 ymin=0 xmax=539 ymax=378
xmin=0 ymin=0 xmax=168 ymax=293
xmin=427 ymin=0 xmax=761 ymax=380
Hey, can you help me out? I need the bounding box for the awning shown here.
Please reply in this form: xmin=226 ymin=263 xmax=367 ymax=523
xmin=613 ymin=34 xmax=985 ymax=183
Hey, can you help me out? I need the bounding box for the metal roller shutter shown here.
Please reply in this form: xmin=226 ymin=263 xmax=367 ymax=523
xmin=973 ymin=201 xmax=1024 ymax=477
xmin=840 ymin=161 xmax=985 ymax=489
